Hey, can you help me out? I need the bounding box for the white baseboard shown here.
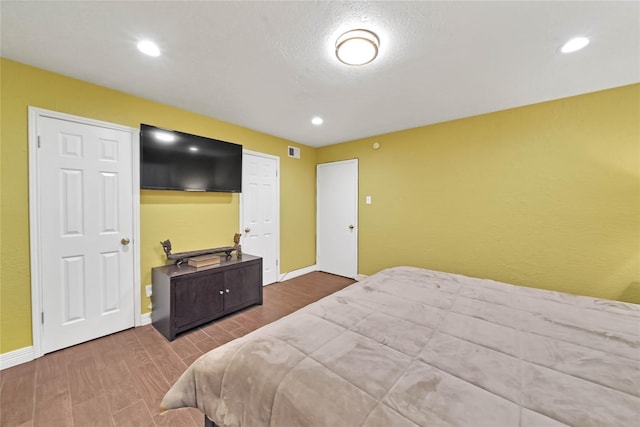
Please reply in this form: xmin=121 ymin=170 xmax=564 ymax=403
xmin=277 ymin=264 xmax=318 ymax=282
xmin=0 ymin=346 xmax=35 ymax=370
xmin=139 ymin=312 xmax=152 ymax=326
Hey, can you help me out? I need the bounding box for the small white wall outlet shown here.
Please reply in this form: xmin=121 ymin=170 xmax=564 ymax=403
xmin=145 ymin=284 xmax=152 ymax=297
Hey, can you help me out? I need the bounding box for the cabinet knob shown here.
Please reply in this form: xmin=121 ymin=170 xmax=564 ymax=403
xmin=348 ymin=225 xmax=354 ymax=230
xmin=219 ymin=290 xmax=224 ymax=295
xmin=244 ymin=227 xmax=251 ymax=233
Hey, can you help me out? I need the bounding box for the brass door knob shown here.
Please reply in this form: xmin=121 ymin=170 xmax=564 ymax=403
xmin=121 ymin=237 xmax=131 ymax=245
xmin=245 ymin=227 xmax=251 ymax=233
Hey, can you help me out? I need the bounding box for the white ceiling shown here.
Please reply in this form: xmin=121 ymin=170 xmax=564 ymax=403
xmin=1 ymin=1 xmax=638 ymax=147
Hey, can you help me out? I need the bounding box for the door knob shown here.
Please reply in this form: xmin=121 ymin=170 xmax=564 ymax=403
xmin=121 ymin=237 xmax=131 ymax=245
xmin=348 ymin=225 xmax=354 ymax=230
xmin=244 ymin=227 xmax=251 ymax=233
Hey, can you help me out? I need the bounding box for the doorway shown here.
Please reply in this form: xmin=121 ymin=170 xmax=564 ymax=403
xmin=316 ymin=159 xmax=358 ymax=278
xmin=240 ymin=150 xmax=280 ymax=285
xmin=29 ymin=107 xmax=140 ymax=356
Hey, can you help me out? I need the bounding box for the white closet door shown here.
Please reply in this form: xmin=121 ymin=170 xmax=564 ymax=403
xmin=241 ymin=151 xmax=279 ymax=285
xmin=317 ymin=159 xmax=358 ymax=278
xmin=37 ymin=115 xmax=135 ymax=354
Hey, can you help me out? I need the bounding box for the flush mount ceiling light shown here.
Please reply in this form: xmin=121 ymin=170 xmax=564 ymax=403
xmin=561 ymin=37 xmax=589 ymax=53
xmin=335 ymin=29 xmax=379 ymax=66
xmin=137 ymin=40 xmax=161 ymax=57
xmin=311 ymin=116 xmax=324 ymax=125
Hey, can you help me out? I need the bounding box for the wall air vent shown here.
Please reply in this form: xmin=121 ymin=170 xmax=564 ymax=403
xmin=288 ymin=146 xmax=301 ymax=159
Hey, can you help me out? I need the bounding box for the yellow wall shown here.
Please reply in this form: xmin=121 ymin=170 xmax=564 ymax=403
xmin=0 ymin=59 xmax=317 ymax=353
xmin=318 ymin=84 xmax=640 ymax=303
xmin=2 ymin=56 xmax=638 ymax=356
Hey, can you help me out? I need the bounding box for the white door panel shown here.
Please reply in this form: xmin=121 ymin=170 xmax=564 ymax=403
xmin=317 ymin=160 xmax=358 ymax=278
xmin=38 ymin=116 xmax=135 ymax=354
xmin=241 ymin=152 xmax=279 ymax=285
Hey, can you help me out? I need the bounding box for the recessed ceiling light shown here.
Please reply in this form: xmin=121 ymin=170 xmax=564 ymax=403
xmin=336 ymin=29 xmax=379 ymax=66
xmin=137 ymin=40 xmax=161 ymax=57
xmin=561 ymin=37 xmax=589 ymax=53
xmin=311 ymin=117 xmax=324 ymax=125
xmin=189 ymin=146 xmax=199 ymax=152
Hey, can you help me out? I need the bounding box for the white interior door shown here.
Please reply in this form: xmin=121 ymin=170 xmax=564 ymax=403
xmin=34 ymin=113 xmax=136 ymax=354
xmin=317 ymin=159 xmax=358 ymax=278
xmin=241 ymin=151 xmax=279 ymax=285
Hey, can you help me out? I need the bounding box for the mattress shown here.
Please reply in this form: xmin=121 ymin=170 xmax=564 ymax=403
xmin=161 ymin=266 xmax=640 ymax=426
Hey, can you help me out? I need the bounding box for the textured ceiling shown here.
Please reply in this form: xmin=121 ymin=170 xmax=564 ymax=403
xmin=1 ymin=1 xmax=638 ymax=147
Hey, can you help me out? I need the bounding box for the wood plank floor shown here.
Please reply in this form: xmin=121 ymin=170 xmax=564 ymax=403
xmin=0 ymin=272 xmax=355 ymax=427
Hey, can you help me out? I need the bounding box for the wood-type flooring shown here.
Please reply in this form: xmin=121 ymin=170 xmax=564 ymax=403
xmin=0 ymin=272 xmax=355 ymax=427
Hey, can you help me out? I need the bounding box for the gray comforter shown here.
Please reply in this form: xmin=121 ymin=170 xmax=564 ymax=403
xmin=161 ymin=267 xmax=640 ymax=426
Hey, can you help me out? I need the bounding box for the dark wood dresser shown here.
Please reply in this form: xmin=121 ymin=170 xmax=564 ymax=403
xmin=151 ymin=254 xmax=262 ymax=341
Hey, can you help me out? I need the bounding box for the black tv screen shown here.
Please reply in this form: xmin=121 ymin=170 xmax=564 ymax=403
xmin=140 ymin=124 xmax=242 ymax=192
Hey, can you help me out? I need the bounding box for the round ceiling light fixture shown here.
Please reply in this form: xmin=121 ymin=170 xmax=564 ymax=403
xmin=335 ymin=29 xmax=379 ymax=66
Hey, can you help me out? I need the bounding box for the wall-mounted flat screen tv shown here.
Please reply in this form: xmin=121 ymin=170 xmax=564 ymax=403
xmin=140 ymin=124 xmax=242 ymax=192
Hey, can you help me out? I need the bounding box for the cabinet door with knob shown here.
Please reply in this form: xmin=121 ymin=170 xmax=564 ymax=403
xmin=174 ymin=273 xmax=225 ymax=330
xmin=223 ymin=261 xmax=262 ymax=312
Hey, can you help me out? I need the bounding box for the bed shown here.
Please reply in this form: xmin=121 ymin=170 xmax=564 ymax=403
xmin=161 ymin=266 xmax=640 ymax=426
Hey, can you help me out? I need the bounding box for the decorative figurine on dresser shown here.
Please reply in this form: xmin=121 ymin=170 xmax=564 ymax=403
xmin=152 ymin=234 xmax=262 ymax=341
xmin=160 ymin=233 xmax=243 ymax=265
